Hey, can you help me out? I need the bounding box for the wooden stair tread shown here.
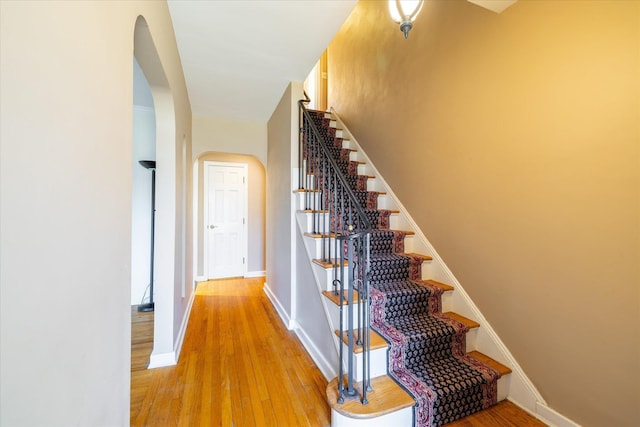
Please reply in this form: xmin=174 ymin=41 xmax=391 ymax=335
xmin=306 ymin=229 xmax=409 ymax=238
xmin=442 ymin=312 xmax=480 ymax=329
xmin=335 ymin=329 xmax=388 ymax=353
xmin=304 ymin=232 xmax=340 ymax=238
xmin=322 ymin=290 xmax=359 ymax=306
xmin=404 ymin=252 xmax=433 ymax=261
xmin=467 ymin=351 xmax=512 ymax=376
xmin=294 ymin=188 xmax=386 ymax=196
xmin=297 ymin=209 xmax=328 ymax=213
xmin=327 ymin=375 xmax=415 ymax=419
xmin=313 ymin=258 xmax=348 ymax=268
xmin=422 ymin=279 xmax=454 ymax=292
xmin=298 ymin=208 xmax=398 ymax=214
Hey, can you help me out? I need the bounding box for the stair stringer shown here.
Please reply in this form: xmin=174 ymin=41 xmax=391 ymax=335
xmin=330 ymin=108 xmax=548 ymax=417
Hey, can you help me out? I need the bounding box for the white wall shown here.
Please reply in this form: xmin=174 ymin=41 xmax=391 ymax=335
xmin=131 ymin=106 xmax=156 ymax=304
xmin=133 ymin=13 xmax=193 ymax=368
xmin=0 ymin=2 xmax=191 ymax=425
xmin=132 ymin=59 xmax=156 ymax=305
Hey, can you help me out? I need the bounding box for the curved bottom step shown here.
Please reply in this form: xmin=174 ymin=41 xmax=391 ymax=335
xmin=327 ymin=375 xmax=415 ymax=426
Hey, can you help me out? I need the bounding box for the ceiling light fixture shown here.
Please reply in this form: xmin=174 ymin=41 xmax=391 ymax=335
xmin=389 ymin=0 xmax=424 ymax=39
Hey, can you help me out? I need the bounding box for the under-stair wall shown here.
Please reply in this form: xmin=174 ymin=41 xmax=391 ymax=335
xmin=293 ymin=229 xmax=340 ymax=379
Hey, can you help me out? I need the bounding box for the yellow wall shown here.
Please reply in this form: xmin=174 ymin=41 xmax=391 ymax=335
xmin=329 ymin=1 xmax=639 ymax=426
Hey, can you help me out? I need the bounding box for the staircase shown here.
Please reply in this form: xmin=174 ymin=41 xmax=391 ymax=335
xmin=295 ymin=106 xmax=513 ymax=427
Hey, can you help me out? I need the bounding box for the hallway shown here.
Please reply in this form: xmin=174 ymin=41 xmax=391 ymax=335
xmin=130 ymin=277 xmax=331 ymax=426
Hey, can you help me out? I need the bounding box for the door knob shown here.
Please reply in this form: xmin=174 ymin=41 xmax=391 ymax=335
xmin=209 ymin=225 xmax=217 ymax=229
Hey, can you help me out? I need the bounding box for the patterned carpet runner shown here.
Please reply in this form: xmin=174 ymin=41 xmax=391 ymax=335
xmin=307 ymin=111 xmax=500 ymax=426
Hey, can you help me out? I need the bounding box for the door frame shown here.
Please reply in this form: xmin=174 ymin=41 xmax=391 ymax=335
xmin=203 ymin=161 xmax=248 ymax=279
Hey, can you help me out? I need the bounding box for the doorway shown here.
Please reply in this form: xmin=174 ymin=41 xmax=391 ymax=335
xmin=204 ymin=161 xmax=248 ymax=279
xmin=303 ymin=49 xmax=328 ymax=111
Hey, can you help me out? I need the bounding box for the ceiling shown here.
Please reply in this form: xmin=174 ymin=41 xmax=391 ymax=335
xmin=166 ymin=0 xmax=358 ymax=123
xmin=156 ymin=0 xmax=517 ymax=123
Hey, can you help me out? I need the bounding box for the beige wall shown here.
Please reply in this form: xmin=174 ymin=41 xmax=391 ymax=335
xmin=265 ymin=82 xmax=304 ymax=324
xmin=192 ymin=114 xmax=267 ymax=165
xmin=191 ymin=114 xmax=267 ymax=278
xmin=195 ymin=152 xmax=265 ymax=276
xmin=329 ymin=1 xmax=639 ymax=426
xmin=1 ymin=1 xmax=191 ymax=425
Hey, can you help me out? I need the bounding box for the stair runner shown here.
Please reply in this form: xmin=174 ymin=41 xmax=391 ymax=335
xmin=307 ymin=110 xmax=500 ymax=427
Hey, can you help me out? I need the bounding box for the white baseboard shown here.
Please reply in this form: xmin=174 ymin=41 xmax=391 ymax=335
xmin=173 ymin=290 xmax=196 ymax=364
xmin=148 ymin=351 xmax=176 ymax=368
xmin=147 ymin=289 xmax=196 ymax=369
xmin=245 ymin=270 xmax=266 ymax=278
xmin=263 ymin=282 xmax=294 ymax=330
xmin=195 ymin=275 xmax=207 ymax=282
xmin=293 ymin=321 xmax=337 ymax=381
xmin=535 ymin=402 xmax=581 ymax=427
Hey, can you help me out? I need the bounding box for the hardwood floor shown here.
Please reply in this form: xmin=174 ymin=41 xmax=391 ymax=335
xmin=443 ymin=400 xmax=547 ymax=427
xmin=130 ymin=277 xmax=330 ymax=426
xmin=131 ymin=277 xmax=547 ymax=426
xmin=130 ymin=305 xmax=154 ymax=421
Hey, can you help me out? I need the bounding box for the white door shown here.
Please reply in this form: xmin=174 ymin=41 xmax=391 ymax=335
xmin=205 ymin=162 xmax=247 ymax=279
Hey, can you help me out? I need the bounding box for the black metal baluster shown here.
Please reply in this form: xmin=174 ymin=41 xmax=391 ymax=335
xmin=363 ymin=232 xmax=372 ymax=398
xmin=345 ymin=237 xmax=357 ymax=398
xmin=298 ymin=103 xmax=374 ymax=407
xmin=337 ymin=241 xmax=345 ymax=404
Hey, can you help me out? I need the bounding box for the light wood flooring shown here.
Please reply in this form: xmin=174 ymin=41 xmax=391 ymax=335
xmin=131 ymin=277 xmax=547 ymax=426
xmin=131 ymin=277 xmax=330 ymax=426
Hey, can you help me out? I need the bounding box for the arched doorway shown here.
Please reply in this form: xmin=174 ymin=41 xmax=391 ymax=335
xmin=133 ymin=16 xmax=180 ymax=368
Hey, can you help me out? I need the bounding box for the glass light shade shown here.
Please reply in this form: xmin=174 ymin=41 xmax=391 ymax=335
xmin=388 ymin=0 xmax=424 ymax=23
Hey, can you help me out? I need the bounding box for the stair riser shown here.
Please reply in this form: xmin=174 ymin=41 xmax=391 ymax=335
xmin=295 ymin=187 xmax=385 ymax=213
xmin=313 ymin=263 xmax=350 ymax=293
xmin=331 ymin=407 xmax=413 ymax=427
xmin=298 ymin=212 xmax=332 ymax=233
xmin=295 ymin=192 xmax=323 ymax=211
xmin=297 ymin=191 xmax=374 ymax=211
xmin=340 ymin=344 xmax=388 ymax=382
xmin=497 ymin=375 xmax=509 ymax=402
xmin=303 ymin=235 xmax=340 ymax=262
xmin=465 ymin=327 xmax=478 ymax=351
xmin=441 ymin=291 xmax=453 ymax=313
xmin=325 ymin=123 xmax=346 ymax=140
xmin=300 ymin=210 xmax=404 ymax=234
xmin=304 ymin=234 xmax=423 ymax=273
xmin=314 ymin=259 xmax=431 ymax=293
xmin=326 ymin=301 xmax=372 ymax=333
